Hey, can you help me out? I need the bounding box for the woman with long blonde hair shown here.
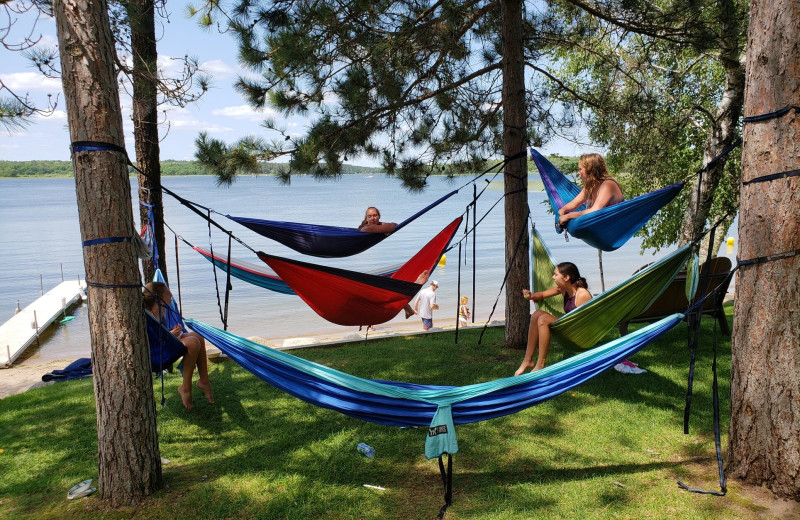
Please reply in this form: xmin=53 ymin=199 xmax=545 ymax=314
xmin=557 ymin=153 xmax=624 ymax=227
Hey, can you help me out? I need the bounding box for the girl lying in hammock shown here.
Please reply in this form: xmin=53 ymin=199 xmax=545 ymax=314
xmin=515 ymin=263 xmax=591 ymax=375
xmin=557 ymin=153 xmax=623 ymax=227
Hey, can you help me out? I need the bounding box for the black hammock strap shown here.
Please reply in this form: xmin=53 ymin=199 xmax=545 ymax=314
xmin=742 ymin=168 xmax=800 ymax=186
xmin=437 ymin=453 xmax=453 ymax=519
xmin=741 ymin=105 xmax=800 ymax=123
xmin=738 ymin=248 xmax=800 ymax=267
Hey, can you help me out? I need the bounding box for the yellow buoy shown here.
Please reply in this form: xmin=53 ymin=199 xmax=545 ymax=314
xmin=438 ymin=254 xmax=446 ymax=266
xmin=726 ymin=237 xmax=735 ymax=246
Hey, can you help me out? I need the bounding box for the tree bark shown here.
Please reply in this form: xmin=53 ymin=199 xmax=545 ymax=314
xmin=501 ymin=0 xmax=529 ymax=349
xmin=52 ymin=0 xmax=163 ymax=506
xmin=678 ymin=0 xmax=744 ymax=252
xmin=728 ymin=0 xmax=800 ymax=499
xmin=128 ymin=0 xmax=167 ymax=283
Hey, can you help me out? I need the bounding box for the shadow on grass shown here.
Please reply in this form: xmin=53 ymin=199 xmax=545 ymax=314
xmin=0 ymin=307 xmax=735 ymax=519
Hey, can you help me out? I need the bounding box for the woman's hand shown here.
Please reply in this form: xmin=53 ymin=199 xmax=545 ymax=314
xmin=558 ymin=212 xmax=577 ymax=226
xmin=170 ymin=325 xmax=182 ymax=338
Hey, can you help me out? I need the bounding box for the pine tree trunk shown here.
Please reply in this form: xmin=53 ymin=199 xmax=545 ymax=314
xmin=129 ymin=0 xmax=167 ymax=283
xmin=52 ymin=0 xmax=163 ymax=506
xmin=728 ymin=0 xmax=800 ymax=499
xmin=501 ymin=0 xmax=529 ymax=349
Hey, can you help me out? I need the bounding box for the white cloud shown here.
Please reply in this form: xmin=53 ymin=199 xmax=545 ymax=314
xmin=211 ymin=104 xmax=275 ymax=121
xmin=2 ymin=72 xmax=62 ymax=92
xmin=33 ymin=109 xmax=67 ymax=120
xmin=34 ymin=34 xmax=59 ymax=49
xmin=199 ymin=59 xmax=239 ymax=79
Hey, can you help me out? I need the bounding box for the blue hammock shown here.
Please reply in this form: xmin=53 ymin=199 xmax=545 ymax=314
xmin=530 ymin=149 xmax=684 ymax=251
xmin=186 ymin=314 xmax=683 ymax=459
xmin=227 ymin=190 xmax=459 ymax=258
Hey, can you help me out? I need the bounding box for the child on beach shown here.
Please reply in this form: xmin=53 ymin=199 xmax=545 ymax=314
xmin=458 ymin=296 xmax=470 ymax=326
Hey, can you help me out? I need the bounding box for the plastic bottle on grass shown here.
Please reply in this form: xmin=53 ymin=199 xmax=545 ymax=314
xmin=356 ymin=442 xmax=375 ymax=458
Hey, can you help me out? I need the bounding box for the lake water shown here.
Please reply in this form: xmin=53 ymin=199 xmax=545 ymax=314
xmin=0 ymin=174 xmax=738 ymax=363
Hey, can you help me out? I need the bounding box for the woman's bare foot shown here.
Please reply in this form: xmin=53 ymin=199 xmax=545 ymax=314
xmin=197 ymin=380 xmax=214 ymax=404
xmin=514 ymin=362 xmax=534 ymax=376
xmin=177 ymin=385 xmax=194 ymax=409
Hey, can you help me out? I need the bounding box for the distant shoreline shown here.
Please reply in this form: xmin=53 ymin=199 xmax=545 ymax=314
xmin=0 ymin=159 xmax=384 ymax=178
xmin=0 ymin=157 xmax=571 ymax=179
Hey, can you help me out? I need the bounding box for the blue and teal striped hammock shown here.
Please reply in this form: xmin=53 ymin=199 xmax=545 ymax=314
xmin=530 ymin=149 xmax=684 ymax=251
xmin=186 ymin=313 xmax=684 ymax=459
xmin=227 ymin=190 xmax=459 ymax=258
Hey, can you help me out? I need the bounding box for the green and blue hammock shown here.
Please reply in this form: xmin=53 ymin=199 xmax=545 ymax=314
xmin=531 ymin=227 xmax=695 ymax=350
xmin=186 ymin=313 xmax=683 ymax=459
xmin=228 ymin=190 xmax=460 ymax=258
xmin=184 ymin=231 xmax=694 ymax=458
xmin=530 ymin=149 xmax=684 ymax=251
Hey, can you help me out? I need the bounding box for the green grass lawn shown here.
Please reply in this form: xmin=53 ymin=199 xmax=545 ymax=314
xmin=0 ymin=304 xmax=775 ymax=519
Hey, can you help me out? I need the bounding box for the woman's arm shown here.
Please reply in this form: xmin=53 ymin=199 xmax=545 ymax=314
xmin=557 ymin=189 xmax=587 ymax=216
xmin=358 ymin=222 xmax=397 ymax=234
xmin=522 ymin=286 xmax=562 ymax=301
xmin=558 ymin=182 xmax=619 ymax=225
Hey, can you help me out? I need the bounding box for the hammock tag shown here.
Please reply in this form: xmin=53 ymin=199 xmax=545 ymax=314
xmin=425 ymin=405 xmax=458 ymax=460
xmin=428 ymin=425 xmax=448 ymax=437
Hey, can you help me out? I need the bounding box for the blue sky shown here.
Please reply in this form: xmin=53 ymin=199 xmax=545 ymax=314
xmin=1 ymin=3 xmax=583 ymax=165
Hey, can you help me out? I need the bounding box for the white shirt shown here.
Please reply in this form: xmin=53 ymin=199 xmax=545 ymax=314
xmin=415 ymin=286 xmax=437 ymax=319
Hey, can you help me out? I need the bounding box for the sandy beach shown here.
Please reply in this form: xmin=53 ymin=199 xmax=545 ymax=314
xmin=0 ymin=318 xmax=503 ymax=400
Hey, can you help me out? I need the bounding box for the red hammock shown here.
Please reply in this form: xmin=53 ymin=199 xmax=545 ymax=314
xmin=257 ymin=217 xmax=463 ymax=326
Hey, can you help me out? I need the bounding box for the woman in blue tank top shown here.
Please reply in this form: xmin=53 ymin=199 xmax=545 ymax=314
xmin=515 ymin=263 xmax=591 ymax=375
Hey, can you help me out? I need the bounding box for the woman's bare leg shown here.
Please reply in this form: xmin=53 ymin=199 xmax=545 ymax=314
xmin=178 ymin=335 xmax=201 ymax=409
xmin=187 ymin=332 xmax=213 ymax=404
xmin=515 ymin=310 xmax=553 ymax=375
xmin=533 ymin=312 xmax=558 ymax=370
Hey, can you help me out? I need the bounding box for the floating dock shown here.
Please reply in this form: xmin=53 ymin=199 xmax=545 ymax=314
xmin=1 ymin=280 xmax=87 ymax=368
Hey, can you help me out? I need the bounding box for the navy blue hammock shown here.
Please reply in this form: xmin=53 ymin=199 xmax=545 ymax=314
xmin=530 ymin=149 xmax=684 ymax=251
xmin=186 ymin=313 xmax=684 ymax=459
xmin=227 ymin=190 xmax=459 ymax=258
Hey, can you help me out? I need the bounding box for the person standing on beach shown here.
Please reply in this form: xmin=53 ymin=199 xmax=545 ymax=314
xmin=143 ymin=282 xmax=214 ymax=409
xmin=415 ymin=280 xmax=440 ymax=330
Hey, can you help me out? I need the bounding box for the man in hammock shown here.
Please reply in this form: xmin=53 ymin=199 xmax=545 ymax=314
xmin=556 ymin=153 xmax=624 ymax=227
xmin=358 ymin=206 xmax=398 ymax=234
xmin=359 ymin=206 xmax=417 ymax=319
